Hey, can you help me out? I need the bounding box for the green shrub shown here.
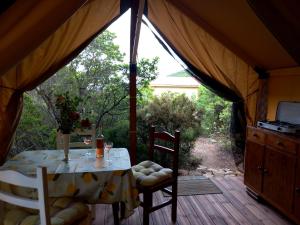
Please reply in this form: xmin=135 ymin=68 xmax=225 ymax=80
xmin=196 ymin=86 xmax=231 ymax=136
xmin=103 ymin=120 xmax=129 ymax=149
xmin=103 ymin=119 xmax=149 ymax=163
xmin=137 ymin=92 xmax=202 ymax=169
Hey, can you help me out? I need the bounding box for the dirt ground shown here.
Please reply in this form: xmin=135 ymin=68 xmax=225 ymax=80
xmin=193 ymin=137 xmax=237 ymax=170
xmin=182 ymin=136 xmax=244 ymax=177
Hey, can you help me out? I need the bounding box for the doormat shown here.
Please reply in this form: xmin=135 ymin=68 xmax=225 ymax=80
xmin=163 ymin=176 xmax=222 ymax=196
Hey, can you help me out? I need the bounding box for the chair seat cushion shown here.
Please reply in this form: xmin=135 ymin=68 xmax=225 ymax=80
xmin=132 ymin=160 xmax=173 ymax=187
xmin=3 ymin=197 xmax=89 ymax=225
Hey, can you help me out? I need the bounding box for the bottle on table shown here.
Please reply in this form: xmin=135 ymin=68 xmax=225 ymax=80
xmin=96 ymin=134 xmax=104 ymax=158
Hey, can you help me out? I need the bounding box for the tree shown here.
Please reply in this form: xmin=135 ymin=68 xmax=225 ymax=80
xmin=12 ymin=30 xmax=159 ymax=157
xmin=35 ymin=30 xmax=159 ymax=132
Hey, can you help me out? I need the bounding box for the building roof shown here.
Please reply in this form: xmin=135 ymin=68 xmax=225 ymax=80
xmin=150 ymin=71 xmax=200 ymax=87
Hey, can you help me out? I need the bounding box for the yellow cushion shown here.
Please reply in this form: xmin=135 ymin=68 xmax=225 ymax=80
xmin=2 ymin=197 xmax=89 ymax=225
xmin=132 ymin=160 xmax=173 ymax=187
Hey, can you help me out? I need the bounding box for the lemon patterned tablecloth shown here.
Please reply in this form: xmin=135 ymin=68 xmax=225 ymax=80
xmin=0 ymin=149 xmax=139 ymax=217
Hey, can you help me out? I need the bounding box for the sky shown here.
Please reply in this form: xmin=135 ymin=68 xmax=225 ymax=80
xmin=107 ymin=10 xmax=183 ymax=77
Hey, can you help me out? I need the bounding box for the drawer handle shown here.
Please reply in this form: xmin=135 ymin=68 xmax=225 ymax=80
xmin=257 ymin=166 xmax=263 ymax=171
xmin=276 ymin=141 xmax=284 ymax=147
xmin=253 ymin=133 xmax=259 ymax=138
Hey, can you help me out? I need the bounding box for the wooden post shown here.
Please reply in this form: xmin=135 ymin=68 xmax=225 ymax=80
xmin=129 ymin=0 xmax=138 ymax=165
xmin=129 ymin=0 xmax=145 ymax=165
xmin=254 ymin=68 xmax=269 ymax=123
xmin=129 ymin=63 xmax=137 ymax=165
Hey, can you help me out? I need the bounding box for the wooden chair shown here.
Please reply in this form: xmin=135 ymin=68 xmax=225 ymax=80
xmin=132 ymin=125 xmax=180 ymax=225
xmin=0 ymin=167 xmax=91 ymax=225
xmin=56 ymin=125 xmax=96 ymax=149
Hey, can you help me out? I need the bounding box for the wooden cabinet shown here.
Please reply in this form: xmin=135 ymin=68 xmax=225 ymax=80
xmin=245 ymin=126 xmax=300 ymax=224
xmin=244 ymin=141 xmax=264 ymax=193
xmin=263 ymin=146 xmax=296 ymax=213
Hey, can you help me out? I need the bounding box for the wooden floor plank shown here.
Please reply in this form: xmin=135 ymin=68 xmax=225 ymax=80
xmin=212 ymin=178 xmax=263 ymax=225
xmin=92 ymin=176 xmax=294 ymax=225
xmin=222 ymin=202 xmax=252 ymax=225
xmin=185 ymin=195 xmax=215 ymax=225
xmin=213 ymin=194 xmax=229 ymax=204
xmin=178 ymin=195 xmax=205 ymax=225
xmin=195 ymin=195 xmax=228 ymax=225
xmin=222 ymin=177 xmax=293 ymax=225
xmin=206 ymin=194 xmax=240 ymax=225
xmin=152 ymin=192 xmax=168 ymax=225
xmin=93 ymin=203 xmax=106 ymax=225
xmin=155 ymin=191 xmax=173 ymax=225
xmin=105 ymin=203 xmax=114 ymax=225
xmin=126 ymin=208 xmax=141 ymax=225
xmin=176 ymin=196 xmax=192 ymax=225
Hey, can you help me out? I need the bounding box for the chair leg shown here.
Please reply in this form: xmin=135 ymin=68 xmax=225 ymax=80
xmin=112 ymin=202 xmax=120 ymax=225
xmin=143 ymin=191 xmax=152 ymax=225
xmin=120 ymin=202 xmax=125 ymax=219
xmin=171 ymin=181 xmax=178 ymax=222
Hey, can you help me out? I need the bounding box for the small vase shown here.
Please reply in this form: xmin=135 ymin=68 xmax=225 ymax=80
xmin=62 ymin=133 xmax=70 ymax=162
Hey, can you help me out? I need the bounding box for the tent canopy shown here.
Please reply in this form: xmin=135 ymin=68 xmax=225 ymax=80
xmin=0 ymin=0 xmax=299 ymax=164
xmin=164 ymin=0 xmax=299 ymax=69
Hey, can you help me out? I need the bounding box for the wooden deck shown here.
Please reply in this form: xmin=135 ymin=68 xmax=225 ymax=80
xmin=93 ymin=176 xmax=295 ymax=225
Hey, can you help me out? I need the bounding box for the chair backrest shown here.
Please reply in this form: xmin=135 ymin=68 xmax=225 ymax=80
xmin=56 ymin=125 xmax=96 ymax=149
xmin=149 ymin=125 xmax=180 ymax=177
xmin=0 ymin=166 xmax=50 ymax=225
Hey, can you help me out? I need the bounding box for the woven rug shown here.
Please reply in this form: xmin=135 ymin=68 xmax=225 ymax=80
xmin=163 ymin=176 xmax=222 ymax=196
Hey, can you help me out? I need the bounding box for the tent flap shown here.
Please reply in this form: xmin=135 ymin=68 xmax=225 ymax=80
xmin=148 ymin=0 xmax=259 ymax=124
xmin=0 ymin=0 xmax=121 ymax=164
xmin=0 ymin=0 xmax=88 ymax=76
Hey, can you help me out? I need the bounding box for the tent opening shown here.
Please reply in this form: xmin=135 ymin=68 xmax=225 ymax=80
xmin=11 ymin=10 xmax=243 ymax=176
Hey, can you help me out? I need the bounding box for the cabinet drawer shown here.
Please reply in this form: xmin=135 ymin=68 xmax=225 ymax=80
xmin=266 ymin=134 xmax=297 ymax=154
xmin=248 ymin=128 xmax=265 ymax=144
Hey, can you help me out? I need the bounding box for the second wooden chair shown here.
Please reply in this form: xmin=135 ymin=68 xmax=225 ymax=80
xmin=132 ymin=125 xmax=180 ymax=225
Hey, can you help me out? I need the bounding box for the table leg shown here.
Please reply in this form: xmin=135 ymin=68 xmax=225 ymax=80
xmin=120 ymin=202 xmax=125 ymax=219
xmin=112 ymin=202 xmax=120 ymax=225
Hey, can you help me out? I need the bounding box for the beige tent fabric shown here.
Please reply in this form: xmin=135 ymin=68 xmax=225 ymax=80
xmin=148 ymin=0 xmax=259 ymax=124
xmin=247 ymin=0 xmax=300 ymax=66
xmin=0 ymin=0 xmax=87 ymax=76
xmin=267 ymin=67 xmax=300 ymax=120
xmin=0 ymin=0 xmax=120 ymax=164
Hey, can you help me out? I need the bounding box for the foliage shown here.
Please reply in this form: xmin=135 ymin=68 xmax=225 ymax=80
xmin=13 ymin=30 xmax=159 ymax=156
xmin=55 ymin=92 xmax=81 ymax=134
xmin=10 ymin=94 xmax=56 ymax=157
xmin=103 ymin=120 xmax=129 ymax=149
xmin=196 ymin=86 xmax=231 ymax=136
xmin=137 ymin=93 xmax=202 ymax=169
xmin=35 ymin=30 xmax=159 ymax=134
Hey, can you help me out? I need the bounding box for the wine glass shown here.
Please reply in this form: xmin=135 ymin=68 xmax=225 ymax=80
xmin=83 ymin=136 xmax=92 ymax=156
xmin=104 ymin=141 xmax=113 ymax=164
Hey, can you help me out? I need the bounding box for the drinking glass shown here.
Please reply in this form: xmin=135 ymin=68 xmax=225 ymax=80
xmin=105 ymin=141 xmax=113 ymax=164
xmin=83 ymin=136 xmax=92 ymax=156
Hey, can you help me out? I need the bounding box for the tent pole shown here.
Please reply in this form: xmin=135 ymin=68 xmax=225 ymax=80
xmin=129 ymin=0 xmax=145 ymax=165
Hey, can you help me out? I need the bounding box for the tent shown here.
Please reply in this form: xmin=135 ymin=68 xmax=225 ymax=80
xmin=0 ymin=0 xmax=299 ymax=165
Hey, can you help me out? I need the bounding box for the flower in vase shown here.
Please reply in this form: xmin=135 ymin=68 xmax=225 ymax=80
xmin=55 ymin=92 xmax=81 ymax=134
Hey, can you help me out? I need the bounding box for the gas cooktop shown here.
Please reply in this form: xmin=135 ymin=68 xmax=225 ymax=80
xmin=257 ymin=101 xmax=300 ymax=134
xmin=257 ymin=120 xmax=300 ymax=134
